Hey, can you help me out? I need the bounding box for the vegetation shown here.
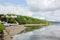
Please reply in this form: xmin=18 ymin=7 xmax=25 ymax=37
xmin=0 ymin=14 xmax=51 ymax=25
xmin=0 ymin=24 xmax=4 ymax=33
xmin=16 ymin=15 xmax=51 ymax=25
xmin=0 ymin=14 xmax=51 ymax=34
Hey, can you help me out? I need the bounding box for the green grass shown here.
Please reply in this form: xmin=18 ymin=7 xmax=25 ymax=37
xmin=20 ymin=25 xmax=46 ymax=34
xmin=0 ymin=24 xmax=4 ymax=33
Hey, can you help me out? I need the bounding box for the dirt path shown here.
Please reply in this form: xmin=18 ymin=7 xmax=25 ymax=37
xmin=4 ymin=25 xmax=25 ymax=40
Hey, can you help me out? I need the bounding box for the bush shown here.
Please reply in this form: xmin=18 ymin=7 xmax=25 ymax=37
xmin=0 ymin=24 xmax=4 ymax=33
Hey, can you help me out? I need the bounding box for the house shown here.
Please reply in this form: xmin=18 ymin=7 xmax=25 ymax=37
xmin=0 ymin=14 xmax=19 ymax=27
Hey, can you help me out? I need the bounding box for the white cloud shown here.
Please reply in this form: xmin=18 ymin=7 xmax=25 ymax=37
xmin=26 ymin=0 xmax=60 ymax=21
xmin=27 ymin=0 xmax=60 ymax=11
xmin=0 ymin=0 xmax=60 ymax=21
xmin=0 ymin=5 xmax=33 ymax=16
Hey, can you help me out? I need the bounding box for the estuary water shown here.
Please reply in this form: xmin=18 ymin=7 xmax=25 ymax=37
xmin=13 ymin=22 xmax=60 ymax=40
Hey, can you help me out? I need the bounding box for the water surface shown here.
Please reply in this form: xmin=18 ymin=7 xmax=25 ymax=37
xmin=13 ymin=22 xmax=60 ymax=40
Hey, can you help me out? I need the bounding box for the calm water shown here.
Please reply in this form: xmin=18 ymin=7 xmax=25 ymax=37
xmin=13 ymin=22 xmax=60 ymax=40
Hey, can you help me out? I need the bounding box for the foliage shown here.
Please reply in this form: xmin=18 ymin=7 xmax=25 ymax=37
xmin=7 ymin=18 xmax=16 ymax=23
xmin=15 ymin=16 xmax=27 ymax=24
xmin=16 ymin=15 xmax=51 ymax=25
xmin=0 ymin=24 xmax=4 ymax=33
xmin=0 ymin=14 xmax=51 ymax=34
xmin=0 ymin=14 xmax=51 ymax=25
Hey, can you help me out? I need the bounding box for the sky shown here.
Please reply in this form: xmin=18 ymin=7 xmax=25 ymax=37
xmin=0 ymin=0 xmax=60 ymax=21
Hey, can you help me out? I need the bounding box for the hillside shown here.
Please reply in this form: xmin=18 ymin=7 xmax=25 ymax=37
xmin=0 ymin=14 xmax=52 ymax=34
xmin=0 ymin=14 xmax=51 ymax=25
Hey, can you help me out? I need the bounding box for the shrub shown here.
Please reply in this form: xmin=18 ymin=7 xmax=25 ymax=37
xmin=0 ymin=24 xmax=4 ymax=33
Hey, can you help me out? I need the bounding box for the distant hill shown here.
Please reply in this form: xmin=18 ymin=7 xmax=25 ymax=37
xmin=0 ymin=14 xmax=51 ymax=25
xmin=48 ymin=21 xmax=60 ymax=25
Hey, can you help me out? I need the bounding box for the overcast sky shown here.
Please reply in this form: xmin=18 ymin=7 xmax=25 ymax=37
xmin=0 ymin=0 xmax=60 ymax=21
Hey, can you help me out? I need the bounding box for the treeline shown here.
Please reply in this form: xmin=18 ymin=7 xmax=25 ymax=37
xmin=0 ymin=14 xmax=51 ymax=25
xmin=16 ymin=15 xmax=51 ymax=25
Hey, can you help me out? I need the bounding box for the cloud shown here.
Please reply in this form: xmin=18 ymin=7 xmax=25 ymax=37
xmin=26 ymin=0 xmax=60 ymax=21
xmin=27 ymin=0 xmax=60 ymax=11
xmin=0 ymin=5 xmax=33 ymax=16
xmin=0 ymin=0 xmax=60 ymax=21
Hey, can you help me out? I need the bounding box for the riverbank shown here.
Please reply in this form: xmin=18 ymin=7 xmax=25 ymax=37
xmin=4 ymin=24 xmax=47 ymax=40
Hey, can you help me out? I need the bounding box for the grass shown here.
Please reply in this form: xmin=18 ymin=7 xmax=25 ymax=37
xmin=0 ymin=24 xmax=4 ymax=33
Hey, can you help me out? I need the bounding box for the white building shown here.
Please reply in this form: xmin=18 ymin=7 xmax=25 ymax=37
xmin=0 ymin=14 xmax=19 ymax=26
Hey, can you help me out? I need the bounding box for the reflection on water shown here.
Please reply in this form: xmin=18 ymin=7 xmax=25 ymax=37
xmin=30 ymin=35 xmax=60 ymax=40
xmin=13 ymin=22 xmax=60 ymax=40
